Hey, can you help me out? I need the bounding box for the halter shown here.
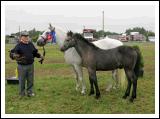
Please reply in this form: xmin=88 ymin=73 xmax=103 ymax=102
xmin=40 ymin=35 xmax=50 ymax=43
xmin=41 ymin=31 xmax=56 ymax=44
xmin=39 ymin=46 xmax=45 ymax=64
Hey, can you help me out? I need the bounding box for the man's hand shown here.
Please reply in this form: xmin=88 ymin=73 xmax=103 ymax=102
xmin=38 ymin=55 xmax=45 ymax=64
xmin=13 ymin=53 xmax=20 ymax=59
xmin=40 ymin=56 xmax=44 ymax=60
xmin=13 ymin=53 xmax=25 ymax=61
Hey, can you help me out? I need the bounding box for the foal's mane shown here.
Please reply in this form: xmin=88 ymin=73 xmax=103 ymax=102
xmin=72 ymin=32 xmax=100 ymax=50
xmin=74 ymin=33 xmax=100 ymax=50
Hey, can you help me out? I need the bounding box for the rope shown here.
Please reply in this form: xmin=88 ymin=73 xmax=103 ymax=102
xmin=39 ymin=46 xmax=45 ymax=64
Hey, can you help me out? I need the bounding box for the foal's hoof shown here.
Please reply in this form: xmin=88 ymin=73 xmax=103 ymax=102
xmin=129 ymin=98 xmax=134 ymax=102
xmin=89 ymin=91 xmax=94 ymax=96
xmin=95 ymin=93 xmax=100 ymax=99
xmin=89 ymin=93 xmax=94 ymax=96
xmin=95 ymin=95 xmax=100 ymax=99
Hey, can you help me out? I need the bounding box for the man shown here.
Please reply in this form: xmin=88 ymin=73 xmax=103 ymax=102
xmin=48 ymin=23 xmax=56 ymax=44
xmin=10 ymin=31 xmax=43 ymax=97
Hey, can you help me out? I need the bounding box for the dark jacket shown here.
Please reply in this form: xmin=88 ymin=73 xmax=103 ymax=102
xmin=10 ymin=42 xmax=41 ymax=65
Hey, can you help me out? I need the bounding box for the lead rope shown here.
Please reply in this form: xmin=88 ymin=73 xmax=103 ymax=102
xmin=39 ymin=46 xmax=45 ymax=64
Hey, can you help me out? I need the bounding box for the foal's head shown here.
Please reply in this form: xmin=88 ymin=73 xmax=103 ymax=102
xmin=60 ymin=31 xmax=76 ymax=52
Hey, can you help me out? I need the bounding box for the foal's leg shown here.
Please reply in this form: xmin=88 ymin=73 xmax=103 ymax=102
xmin=122 ymin=69 xmax=132 ymax=99
xmin=88 ymin=68 xmax=100 ymax=99
xmin=74 ymin=65 xmax=86 ymax=95
xmin=130 ymin=72 xmax=137 ymax=102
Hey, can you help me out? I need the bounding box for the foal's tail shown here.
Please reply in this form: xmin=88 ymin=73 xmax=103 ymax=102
xmin=133 ymin=46 xmax=144 ymax=78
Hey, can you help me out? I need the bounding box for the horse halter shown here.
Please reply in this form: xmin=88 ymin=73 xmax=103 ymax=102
xmin=41 ymin=31 xmax=55 ymax=43
xmin=38 ymin=35 xmax=48 ymax=64
xmin=40 ymin=35 xmax=49 ymax=43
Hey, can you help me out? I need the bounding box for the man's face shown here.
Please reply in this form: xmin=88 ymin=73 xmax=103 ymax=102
xmin=20 ymin=36 xmax=29 ymax=44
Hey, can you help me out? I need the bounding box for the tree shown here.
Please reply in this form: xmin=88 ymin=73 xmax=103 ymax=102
xmin=28 ymin=28 xmax=43 ymax=43
xmin=5 ymin=35 xmax=10 ymax=44
xmin=93 ymin=30 xmax=104 ymax=38
xmin=147 ymin=30 xmax=155 ymax=36
xmin=93 ymin=30 xmax=119 ymax=39
xmin=32 ymin=35 xmax=39 ymax=43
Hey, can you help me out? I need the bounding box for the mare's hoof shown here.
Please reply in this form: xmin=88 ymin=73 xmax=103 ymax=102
xmin=81 ymin=91 xmax=86 ymax=95
xmin=122 ymin=95 xmax=127 ymax=99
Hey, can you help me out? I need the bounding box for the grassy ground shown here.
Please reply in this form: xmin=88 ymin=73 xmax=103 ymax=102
xmin=5 ymin=42 xmax=155 ymax=114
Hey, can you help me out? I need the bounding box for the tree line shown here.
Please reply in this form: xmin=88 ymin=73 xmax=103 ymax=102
xmin=5 ymin=28 xmax=43 ymax=43
xmin=94 ymin=27 xmax=155 ymax=41
xmin=6 ymin=27 xmax=155 ymax=43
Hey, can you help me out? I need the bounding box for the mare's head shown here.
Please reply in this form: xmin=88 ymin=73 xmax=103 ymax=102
xmin=37 ymin=24 xmax=56 ymax=47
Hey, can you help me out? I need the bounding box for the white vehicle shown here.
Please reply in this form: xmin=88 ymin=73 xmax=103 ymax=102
xmin=83 ymin=29 xmax=96 ymax=41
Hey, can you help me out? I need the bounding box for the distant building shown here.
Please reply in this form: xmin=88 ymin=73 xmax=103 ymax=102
xmin=107 ymin=34 xmax=120 ymax=40
xmin=107 ymin=34 xmax=128 ymax=42
xmin=148 ymin=36 xmax=155 ymax=42
xmin=7 ymin=35 xmax=19 ymax=44
xmin=107 ymin=32 xmax=146 ymax=42
xmin=129 ymin=32 xmax=146 ymax=41
xmin=119 ymin=33 xmax=128 ymax=42
xmin=83 ymin=29 xmax=96 ymax=42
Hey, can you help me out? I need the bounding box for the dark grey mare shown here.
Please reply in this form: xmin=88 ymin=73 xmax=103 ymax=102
xmin=61 ymin=31 xmax=144 ymax=102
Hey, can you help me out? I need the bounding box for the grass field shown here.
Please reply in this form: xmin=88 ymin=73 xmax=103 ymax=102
xmin=5 ymin=42 xmax=155 ymax=114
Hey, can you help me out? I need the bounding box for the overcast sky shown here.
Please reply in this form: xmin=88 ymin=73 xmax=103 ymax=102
xmin=5 ymin=5 xmax=155 ymax=35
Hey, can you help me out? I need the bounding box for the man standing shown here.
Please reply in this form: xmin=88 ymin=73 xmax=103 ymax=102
xmin=10 ymin=31 xmax=43 ymax=97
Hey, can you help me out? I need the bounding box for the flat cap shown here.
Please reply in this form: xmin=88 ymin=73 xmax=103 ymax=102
xmin=20 ymin=31 xmax=29 ymax=36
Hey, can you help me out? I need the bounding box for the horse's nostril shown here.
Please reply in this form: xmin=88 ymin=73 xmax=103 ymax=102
xmin=60 ymin=46 xmax=65 ymax=52
xmin=37 ymin=42 xmax=43 ymax=46
xmin=60 ymin=48 xmax=63 ymax=51
xmin=37 ymin=42 xmax=40 ymax=46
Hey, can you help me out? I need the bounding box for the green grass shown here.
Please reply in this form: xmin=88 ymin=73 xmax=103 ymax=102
xmin=5 ymin=42 xmax=155 ymax=114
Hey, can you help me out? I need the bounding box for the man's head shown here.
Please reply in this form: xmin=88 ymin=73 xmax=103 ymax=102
xmin=20 ymin=31 xmax=29 ymax=44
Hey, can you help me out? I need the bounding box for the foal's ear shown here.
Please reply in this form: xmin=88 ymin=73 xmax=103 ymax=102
xmin=67 ymin=31 xmax=73 ymax=37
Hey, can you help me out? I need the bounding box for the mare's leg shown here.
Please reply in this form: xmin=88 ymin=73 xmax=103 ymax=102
xmin=105 ymin=70 xmax=117 ymax=92
xmin=72 ymin=65 xmax=80 ymax=91
xmin=74 ymin=65 xmax=86 ymax=95
xmin=112 ymin=69 xmax=119 ymax=89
